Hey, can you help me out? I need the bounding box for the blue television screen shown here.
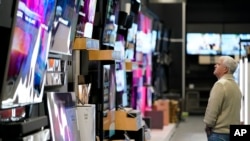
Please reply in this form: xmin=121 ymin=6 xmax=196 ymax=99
xmin=186 ymin=33 xmax=221 ymax=55
xmin=221 ymin=34 xmax=250 ymax=56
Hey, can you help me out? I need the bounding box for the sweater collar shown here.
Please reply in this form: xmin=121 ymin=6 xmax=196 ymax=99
xmin=220 ymin=74 xmax=234 ymax=80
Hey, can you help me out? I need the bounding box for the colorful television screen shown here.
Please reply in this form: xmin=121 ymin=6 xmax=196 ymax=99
xmin=102 ymin=0 xmax=119 ymax=48
xmin=50 ymin=0 xmax=80 ymax=55
xmin=47 ymin=92 xmax=79 ymax=141
xmin=0 ymin=0 xmax=57 ymax=109
xmin=75 ymin=0 xmax=97 ymax=38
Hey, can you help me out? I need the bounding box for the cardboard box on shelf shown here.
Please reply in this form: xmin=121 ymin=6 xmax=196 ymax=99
xmin=154 ymin=99 xmax=170 ymax=125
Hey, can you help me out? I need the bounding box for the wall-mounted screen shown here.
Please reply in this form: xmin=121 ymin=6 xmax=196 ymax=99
xmin=0 ymin=0 xmax=57 ymax=109
xmin=47 ymin=92 xmax=79 ymax=141
xmin=221 ymin=34 xmax=250 ymax=56
xmin=102 ymin=0 xmax=119 ymax=48
xmin=186 ymin=33 xmax=221 ymax=55
xmin=50 ymin=0 xmax=80 ymax=55
xmin=75 ymin=0 xmax=97 ymax=38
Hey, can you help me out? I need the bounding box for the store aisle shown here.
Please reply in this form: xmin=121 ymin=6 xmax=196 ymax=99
xmin=168 ymin=115 xmax=207 ymax=141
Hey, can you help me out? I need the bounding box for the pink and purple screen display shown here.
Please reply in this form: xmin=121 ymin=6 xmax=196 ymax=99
xmin=47 ymin=92 xmax=79 ymax=141
xmin=76 ymin=0 xmax=97 ymax=38
xmin=1 ymin=0 xmax=56 ymax=109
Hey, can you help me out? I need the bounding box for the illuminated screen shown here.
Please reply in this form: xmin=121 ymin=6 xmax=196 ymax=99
xmin=47 ymin=92 xmax=79 ymax=141
xmin=103 ymin=64 xmax=116 ymax=138
xmin=186 ymin=33 xmax=221 ymax=55
xmin=50 ymin=0 xmax=80 ymax=55
xmin=136 ymin=12 xmax=152 ymax=53
xmin=125 ymin=23 xmax=138 ymax=61
xmin=221 ymin=34 xmax=250 ymax=55
xmin=0 ymin=0 xmax=57 ymax=109
xmin=76 ymin=0 xmax=97 ymax=38
xmin=102 ymin=0 xmax=119 ymax=47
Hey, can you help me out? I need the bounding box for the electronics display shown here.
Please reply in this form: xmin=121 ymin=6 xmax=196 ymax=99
xmin=136 ymin=12 xmax=153 ymax=53
xmin=102 ymin=64 xmax=116 ymax=138
xmin=76 ymin=0 xmax=97 ymax=38
xmin=45 ymin=59 xmax=65 ymax=86
xmin=221 ymin=34 xmax=250 ymax=55
xmin=102 ymin=0 xmax=119 ymax=48
xmin=125 ymin=23 xmax=138 ymax=61
xmin=0 ymin=0 xmax=57 ymax=109
xmin=103 ymin=65 xmax=111 ymax=113
xmin=186 ymin=33 xmax=221 ymax=55
xmin=50 ymin=0 xmax=80 ymax=55
xmin=186 ymin=33 xmax=250 ymax=55
xmin=47 ymin=92 xmax=79 ymax=141
xmin=233 ymin=63 xmax=240 ymax=84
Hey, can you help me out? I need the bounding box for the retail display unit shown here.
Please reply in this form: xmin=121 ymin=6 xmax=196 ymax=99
xmin=0 ymin=0 xmax=179 ymax=141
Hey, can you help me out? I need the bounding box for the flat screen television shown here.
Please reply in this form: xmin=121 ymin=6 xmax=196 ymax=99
xmin=0 ymin=0 xmax=57 ymax=109
xmin=125 ymin=23 xmax=138 ymax=61
xmin=221 ymin=34 xmax=250 ymax=56
xmin=46 ymin=92 xmax=79 ymax=141
xmin=102 ymin=64 xmax=116 ymax=139
xmin=136 ymin=12 xmax=153 ymax=54
xmin=75 ymin=0 xmax=97 ymax=38
xmin=186 ymin=33 xmax=221 ymax=55
xmin=50 ymin=0 xmax=80 ymax=55
xmin=101 ymin=0 xmax=119 ymax=48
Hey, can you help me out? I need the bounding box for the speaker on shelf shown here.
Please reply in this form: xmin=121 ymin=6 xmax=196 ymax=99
xmin=124 ymin=14 xmax=134 ymax=29
xmin=118 ymin=11 xmax=128 ymax=26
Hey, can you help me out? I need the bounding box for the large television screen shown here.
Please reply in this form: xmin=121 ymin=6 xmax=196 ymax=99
xmin=221 ymin=34 xmax=250 ymax=56
xmin=101 ymin=0 xmax=119 ymax=48
xmin=50 ymin=0 xmax=80 ymax=55
xmin=0 ymin=0 xmax=57 ymax=109
xmin=47 ymin=92 xmax=79 ymax=141
xmin=186 ymin=33 xmax=221 ymax=55
xmin=75 ymin=0 xmax=97 ymax=38
xmin=102 ymin=64 xmax=116 ymax=138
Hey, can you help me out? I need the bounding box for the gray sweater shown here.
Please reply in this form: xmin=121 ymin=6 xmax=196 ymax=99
xmin=203 ymin=74 xmax=242 ymax=134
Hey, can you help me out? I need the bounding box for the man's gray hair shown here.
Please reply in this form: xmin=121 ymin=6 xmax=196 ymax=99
xmin=221 ymin=56 xmax=238 ymax=74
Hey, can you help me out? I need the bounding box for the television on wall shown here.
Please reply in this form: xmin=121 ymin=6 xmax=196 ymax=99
xmin=221 ymin=34 xmax=250 ymax=56
xmin=75 ymin=0 xmax=97 ymax=38
xmin=186 ymin=33 xmax=221 ymax=55
xmin=0 ymin=0 xmax=57 ymax=109
xmin=49 ymin=0 xmax=81 ymax=55
xmin=101 ymin=0 xmax=119 ymax=48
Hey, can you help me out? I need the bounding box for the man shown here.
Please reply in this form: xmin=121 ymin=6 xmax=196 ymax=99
xmin=204 ymin=56 xmax=242 ymax=141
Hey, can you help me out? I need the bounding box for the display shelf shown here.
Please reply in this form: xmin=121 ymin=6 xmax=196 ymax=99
xmin=88 ymin=50 xmax=122 ymax=61
xmin=73 ymin=37 xmax=100 ymax=50
xmin=125 ymin=61 xmax=139 ymax=72
xmin=115 ymin=110 xmax=142 ymax=131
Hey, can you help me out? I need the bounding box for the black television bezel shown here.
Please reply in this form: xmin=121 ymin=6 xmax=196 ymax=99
xmin=0 ymin=0 xmax=57 ymax=110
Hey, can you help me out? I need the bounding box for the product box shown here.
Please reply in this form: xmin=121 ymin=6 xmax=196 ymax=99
xmin=76 ymin=104 xmax=96 ymax=141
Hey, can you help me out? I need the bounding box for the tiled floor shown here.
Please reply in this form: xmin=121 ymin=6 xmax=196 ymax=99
xmin=169 ymin=115 xmax=207 ymax=141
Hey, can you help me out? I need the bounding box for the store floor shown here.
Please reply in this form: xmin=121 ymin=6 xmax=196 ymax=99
xmin=168 ymin=115 xmax=207 ymax=141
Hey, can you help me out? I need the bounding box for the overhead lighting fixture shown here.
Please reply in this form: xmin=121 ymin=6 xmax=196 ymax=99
xmin=149 ymin=0 xmax=186 ymax=3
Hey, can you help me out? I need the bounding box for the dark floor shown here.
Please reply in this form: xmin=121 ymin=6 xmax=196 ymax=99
xmin=169 ymin=115 xmax=207 ymax=141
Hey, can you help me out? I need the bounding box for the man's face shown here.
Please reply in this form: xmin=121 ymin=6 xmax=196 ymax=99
xmin=213 ymin=58 xmax=228 ymax=78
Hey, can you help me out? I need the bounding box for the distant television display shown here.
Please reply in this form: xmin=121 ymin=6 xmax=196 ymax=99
xmin=186 ymin=33 xmax=221 ymax=55
xmin=221 ymin=34 xmax=250 ymax=56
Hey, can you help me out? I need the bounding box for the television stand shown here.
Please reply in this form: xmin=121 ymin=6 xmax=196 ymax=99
xmin=0 ymin=115 xmax=49 ymax=139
